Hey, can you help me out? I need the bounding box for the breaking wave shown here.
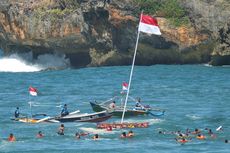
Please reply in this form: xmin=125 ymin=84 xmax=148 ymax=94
xmin=0 ymin=52 xmax=70 ymax=72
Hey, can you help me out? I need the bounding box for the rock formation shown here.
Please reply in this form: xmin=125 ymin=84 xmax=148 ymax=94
xmin=0 ymin=0 xmax=229 ymax=67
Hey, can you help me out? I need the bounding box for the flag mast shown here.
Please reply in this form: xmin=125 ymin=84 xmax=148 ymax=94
xmin=121 ymin=12 xmax=143 ymax=123
xmin=28 ymin=87 xmax=33 ymax=119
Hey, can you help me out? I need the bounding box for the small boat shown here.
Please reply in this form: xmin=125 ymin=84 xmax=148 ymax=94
xmin=12 ymin=113 xmax=51 ymax=123
xmin=90 ymin=96 xmax=165 ymax=117
xmin=12 ymin=110 xmax=112 ymax=123
xmin=49 ymin=110 xmax=112 ymax=123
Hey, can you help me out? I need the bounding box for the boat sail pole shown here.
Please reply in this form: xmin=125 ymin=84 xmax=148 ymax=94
xmin=121 ymin=13 xmax=143 ymax=123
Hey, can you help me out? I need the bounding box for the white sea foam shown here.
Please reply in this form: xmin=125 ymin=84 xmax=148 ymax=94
xmin=203 ymin=63 xmax=212 ymax=67
xmin=0 ymin=57 xmax=42 ymax=72
xmin=0 ymin=52 xmax=70 ymax=72
xmin=123 ymin=118 xmax=163 ymax=125
xmin=186 ymin=114 xmax=202 ymax=120
xmin=79 ymin=127 xmax=117 ymax=134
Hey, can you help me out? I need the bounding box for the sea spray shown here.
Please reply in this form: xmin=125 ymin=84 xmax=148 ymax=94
xmin=0 ymin=52 xmax=70 ymax=72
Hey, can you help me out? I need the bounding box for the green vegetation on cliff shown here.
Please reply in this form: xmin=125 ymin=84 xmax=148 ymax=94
xmin=134 ymin=0 xmax=189 ymax=26
xmin=33 ymin=0 xmax=80 ymax=21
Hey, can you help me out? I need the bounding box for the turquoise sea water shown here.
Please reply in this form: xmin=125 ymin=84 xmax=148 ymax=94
xmin=0 ymin=65 xmax=229 ymax=153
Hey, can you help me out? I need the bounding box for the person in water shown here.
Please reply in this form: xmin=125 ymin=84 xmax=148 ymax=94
xmin=176 ymin=138 xmax=189 ymax=144
xmin=208 ymin=129 xmax=216 ymax=138
xmin=75 ymin=132 xmax=80 ymax=139
xmin=37 ymin=131 xmax=44 ymax=138
xmin=120 ymin=132 xmax=127 ymax=138
xmin=192 ymin=128 xmax=201 ymax=134
xmin=127 ymin=130 xmax=134 ymax=137
xmin=14 ymin=107 xmax=20 ymax=118
xmin=61 ymin=104 xmax=69 ymax=116
xmin=196 ymin=134 xmax=206 ymax=140
xmin=8 ymin=133 xmax=16 ymax=142
xmin=93 ymin=134 xmax=99 ymax=140
xmin=106 ymin=125 xmax=112 ymax=131
xmin=57 ymin=124 xmax=65 ymax=135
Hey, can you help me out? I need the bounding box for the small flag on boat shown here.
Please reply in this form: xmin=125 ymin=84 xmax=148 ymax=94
xmin=122 ymin=82 xmax=128 ymax=91
xmin=29 ymin=86 xmax=38 ymax=96
xmin=138 ymin=14 xmax=161 ymax=35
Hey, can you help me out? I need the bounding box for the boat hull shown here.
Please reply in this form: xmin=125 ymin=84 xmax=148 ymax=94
xmin=90 ymin=102 xmax=148 ymax=117
xmin=53 ymin=111 xmax=112 ymax=123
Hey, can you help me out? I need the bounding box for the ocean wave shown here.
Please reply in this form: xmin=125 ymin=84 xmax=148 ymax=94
xmin=0 ymin=57 xmax=42 ymax=72
xmin=185 ymin=114 xmax=202 ymax=120
xmin=0 ymin=52 xmax=70 ymax=72
xmin=79 ymin=127 xmax=118 ymax=135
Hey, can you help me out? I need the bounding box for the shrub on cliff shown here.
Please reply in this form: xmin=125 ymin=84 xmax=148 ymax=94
xmin=33 ymin=0 xmax=80 ymax=21
xmin=134 ymin=0 xmax=189 ymax=26
xmin=134 ymin=0 xmax=162 ymax=14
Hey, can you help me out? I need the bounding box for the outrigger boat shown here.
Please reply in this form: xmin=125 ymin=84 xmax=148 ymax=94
xmin=12 ymin=110 xmax=112 ymax=123
xmin=90 ymin=95 xmax=165 ymax=117
xmin=91 ymin=13 xmax=164 ymax=129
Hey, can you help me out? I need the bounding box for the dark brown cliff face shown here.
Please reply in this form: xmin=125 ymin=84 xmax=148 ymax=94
xmin=0 ymin=0 xmax=229 ymax=67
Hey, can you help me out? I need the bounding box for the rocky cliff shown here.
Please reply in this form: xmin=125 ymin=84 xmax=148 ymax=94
xmin=0 ymin=0 xmax=229 ymax=67
xmin=180 ymin=0 xmax=230 ymax=65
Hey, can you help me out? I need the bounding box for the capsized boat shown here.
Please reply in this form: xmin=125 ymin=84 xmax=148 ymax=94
xmin=96 ymin=122 xmax=149 ymax=129
xmin=90 ymin=95 xmax=165 ymax=117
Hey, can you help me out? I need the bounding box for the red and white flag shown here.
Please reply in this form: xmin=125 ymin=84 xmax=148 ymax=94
xmin=29 ymin=86 xmax=38 ymax=96
xmin=138 ymin=14 xmax=161 ymax=35
xmin=122 ymin=82 xmax=128 ymax=91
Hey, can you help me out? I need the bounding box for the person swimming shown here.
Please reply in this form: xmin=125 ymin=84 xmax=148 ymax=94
xmin=120 ymin=132 xmax=127 ymax=138
xmin=196 ymin=134 xmax=206 ymax=140
xmin=8 ymin=133 xmax=16 ymax=142
xmin=75 ymin=132 xmax=80 ymax=139
xmin=57 ymin=124 xmax=65 ymax=135
xmin=207 ymin=129 xmax=216 ymax=138
xmin=192 ymin=128 xmax=201 ymax=134
xmin=93 ymin=134 xmax=99 ymax=140
xmin=106 ymin=125 xmax=112 ymax=131
xmin=176 ymin=138 xmax=189 ymax=144
xmin=127 ymin=130 xmax=134 ymax=137
xmin=37 ymin=131 xmax=44 ymax=138
xmin=79 ymin=131 xmax=89 ymax=136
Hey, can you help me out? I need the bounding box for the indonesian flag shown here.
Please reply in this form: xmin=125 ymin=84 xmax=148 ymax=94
xmin=122 ymin=82 xmax=128 ymax=91
xmin=29 ymin=86 xmax=38 ymax=96
xmin=138 ymin=14 xmax=161 ymax=35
